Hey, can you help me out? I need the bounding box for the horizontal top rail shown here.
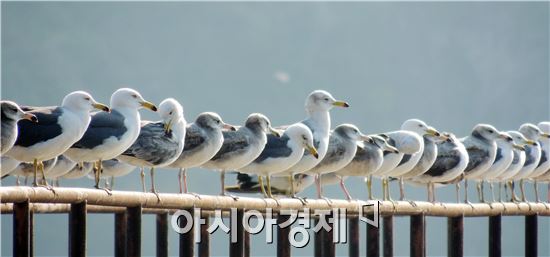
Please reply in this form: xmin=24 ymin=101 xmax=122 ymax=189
xmin=1 ymin=186 xmax=549 ymax=217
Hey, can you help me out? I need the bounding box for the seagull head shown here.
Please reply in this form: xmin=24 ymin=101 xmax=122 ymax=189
xmin=1 ymin=100 xmax=37 ymax=122
xmin=519 ymin=123 xmax=550 ymax=140
xmin=538 ymin=121 xmax=550 ymax=135
xmin=286 ymin=123 xmax=318 ymax=158
xmin=62 ymin=91 xmax=110 ymax=113
xmin=401 ymin=119 xmax=441 ymax=138
xmin=334 ymin=123 xmax=370 ymax=142
xmin=110 ymin=88 xmax=157 ymax=112
xmin=305 ymin=90 xmax=349 ymax=113
xmin=158 ymin=98 xmax=185 ymax=134
xmin=245 ymin=113 xmax=280 ymax=137
xmin=508 ymin=130 xmax=537 ymax=150
xmin=371 ymin=134 xmax=399 ymax=153
xmin=471 ymin=124 xmax=507 ymax=142
xmin=196 ymin=112 xmax=236 ymax=131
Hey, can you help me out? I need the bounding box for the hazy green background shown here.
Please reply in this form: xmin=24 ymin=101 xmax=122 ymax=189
xmin=1 ymin=2 xmax=549 ymax=256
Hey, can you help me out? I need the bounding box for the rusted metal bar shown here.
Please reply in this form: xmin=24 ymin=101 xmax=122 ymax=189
xmin=525 ymin=215 xmax=537 ymax=257
xmin=314 ymin=218 xmax=323 ymax=256
xmin=488 ymin=215 xmax=500 ymax=257
xmin=348 ymin=216 xmax=359 ymax=257
xmin=3 ymin=187 xmax=549 ymax=216
xmin=126 ymin=206 xmax=142 ymax=257
xmin=156 ymin=212 xmax=168 ymax=257
xmin=410 ymin=214 xmax=425 ymax=257
xmin=448 ymin=215 xmax=464 ymax=257
xmin=179 ymin=207 xmax=194 ymax=257
xmin=229 ymin=209 xmax=244 ymax=257
xmin=13 ymin=200 xmax=30 ymax=257
xmin=277 ymin=214 xmax=291 ymax=257
xmin=114 ymin=212 xmax=127 ymax=257
xmin=366 ymin=214 xmax=379 ymax=257
xmin=69 ymin=201 xmax=87 ymax=257
xmin=383 ymin=216 xmax=393 ymax=257
xmin=199 ymin=215 xmax=210 ymax=257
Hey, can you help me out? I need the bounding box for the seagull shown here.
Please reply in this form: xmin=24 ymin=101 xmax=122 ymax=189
xmin=1 ymin=101 xmax=37 ymax=154
xmin=518 ymin=123 xmax=548 ymax=201
xmin=64 ymin=88 xmax=157 ymax=190
xmin=371 ymin=130 xmax=422 ymax=201
xmin=535 ymin=122 xmax=550 ymax=182
xmin=460 ymin=124 xmax=509 ymax=203
xmin=167 ymin=112 xmax=235 ymax=194
xmin=6 ymin=91 xmax=109 ymax=188
xmin=226 ymin=173 xmax=315 ymax=196
xmin=9 ymin=157 xmax=58 ymax=186
xmin=336 ymin=135 xmax=398 ymax=200
xmin=305 ymin=124 xmax=371 ymax=200
xmin=478 ymin=132 xmax=524 ymax=201
xmin=238 ymin=123 xmax=319 ymax=198
xmin=496 ymin=131 xmax=530 ymax=201
xmin=411 ymin=133 xmax=469 ymax=203
xmin=273 ymin=90 xmax=349 ymax=196
xmin=201 ymin=113 xmax=279 ymax=198
xmin=89 ymin=159 xmax=135 ymax=190
xmin=1 ymin=156 xmax=20 ymax=178
xmin=117 ymin=98 xmax=186 ymax=197
xmin=60 ymin=162 xmax=94 ymax=180
xmin=390 ymin=119 xmax=441 ymax=200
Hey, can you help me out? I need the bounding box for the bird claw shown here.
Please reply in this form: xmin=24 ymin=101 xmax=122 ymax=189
xmin=464 ymin=200 xmax=475 ymax=210
xmin=408 ymin=200 xmax=417 ymax=207
xmin=291 ymin=195 xmax=308 ymax=205
xmin=151 ymin=190 xmax=161 ymax=202
xmin=187 ymin=192 xmax=202 ymax=200
xmin=321 ymin=197 xmax=333 ymax=207
xmin=95 ymin=185 xmax=112 ymax=196
xmin=220 ymin=192 xmax=239 ymax=201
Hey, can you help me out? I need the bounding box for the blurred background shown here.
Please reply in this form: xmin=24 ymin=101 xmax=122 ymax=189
xmin=1 ymin=2 xmax=548 ymax=256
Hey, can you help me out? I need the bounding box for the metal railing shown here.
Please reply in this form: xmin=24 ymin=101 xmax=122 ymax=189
xmin=1 ymin=186 xmax=548 ymax=257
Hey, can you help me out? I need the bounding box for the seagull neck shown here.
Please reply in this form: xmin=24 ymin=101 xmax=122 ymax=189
xmin=306 ymin=110 xmax=330 ymax=133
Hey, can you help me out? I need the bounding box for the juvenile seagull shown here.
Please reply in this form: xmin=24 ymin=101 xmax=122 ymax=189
xmin=117 ymin=98 xmax=186 ymax=196
xmin=226 ymin=173 xmax=315 ymax=196
xmin=167 ymin=112 xmax=235 ymax=194
xmin=336 ymin=135 xmax=398 ymax=200
xmin=9 ymin=157 xmax=58 ymax=185
xmin=201 ymin=113 xmax=279 ymax=198
xmin=518 ymin=123 xmax=548 ymax=201
xmin=412 ymin=133 xmax=469 ymax=203
xmin=306 ymin=124 xmax=371 ymax=200
xmin=496 ymin=131 xmax=530 ymax=201
xmin=479 ymin=132 xmax=524 ymax=201
xmin=371 ymin=130 xmax=422 ymax=200
xmin=64 ymin=88 xmax=157 ymax=190
xmin=274 ymin=90 xmax=349 ymax=196
xmin=238 ymin=123 xmax=319 ymax=198
xmin=6 ymin=91 xmax=109 ymax=187
xmin=1 ymin=101 xmax=37 ymax=154
xmin=390 ymin=119 xmax=441 ymax=200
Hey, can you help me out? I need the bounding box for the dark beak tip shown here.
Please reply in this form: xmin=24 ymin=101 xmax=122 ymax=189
xmin=31 ymin=116 xmax=38 ymax=122
xmin=151 ymin=106 xmax=158 ymax=112
xmin=343 ymin=103 xmax=350 ymax=108
xmin=230 ymin=127 xmax=237 ymax=131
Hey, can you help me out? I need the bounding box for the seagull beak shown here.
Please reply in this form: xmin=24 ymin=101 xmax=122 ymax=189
xmin=541 ymin=133 xmax=550 ymax=138
xmin=332 ymin=100 xmax=350 ymax=108
xmin=306 ymin=144 xmax=319 ymax=159
xmin=360 ymin=134 xmax=372 ymax=142
xmin=92 ymin=102 xmax=110 ymax=112
xmin=269 ymin=127 xmax=281 ymax=137
xmin=526 ymin=140 xmax=537 ymax=146
xmin=513 ymin=144 xmax=526 ymax=151
xmin=223 ymin=123 xmax=237 ymax=131
xmin=498 ymin=133 xmax=512 ymax=141
xmin=164 ymin=119 xmax=173 ymax=134
xmin=387 ymin=145 xmax=399 ymax=154
xmin=140 ymin=101 xmax=158 ymax=112
xmin=23 ymin=113 xmax=38 ymax=122
xmin=425 ymin=127 xmax=440 ymax=137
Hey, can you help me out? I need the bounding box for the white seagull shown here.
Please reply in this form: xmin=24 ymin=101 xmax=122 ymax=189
xmin=1 ymin=101 xmax=37 ymax=154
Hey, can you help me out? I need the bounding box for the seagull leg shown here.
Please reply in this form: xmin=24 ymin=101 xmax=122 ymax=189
xmin=510 ymin=180 xmax=521 ymax=202
xmin=315 ymin=174 xmax=322 ymax=199
xmin=520 ymin=179 xmax=527 ymax=202
xmin=399 ymin=177 xmax=406 ymax=201
xmin=533 ymin=180 xmax=540 ymax=203
xmin=288 ymin=175 xmax=307 ymax=205
xmin=318 ymin=174 xmax=332 ymax=206
xmin=178 ymin=168 xmax=186 ymax=194
xmin=258 ymin=176 xmax=268 ymax=198
xmin=140 ymin=167 xmax=146 ymax=193
xmin=32 ymin=159 xmax=39 ymax=186
xmin=150 ymin=167 xmax=161 ymax=202
xmin=38 ymin=161 xmax=56 ymax=194
xmin=339 ymin=176 xmax=353 ymax=201
xmin=382 ymin=178 xmax=388 ymax=201
xmin=366 ymin=175 xmax=374 ymax=200
xmin=220 ymin=171 xmax=238 ymax=200
xmin=266 ymin=175 xmax=280 ymax=206
xmin=464 ymin=180 xmax=470 ymax=204
xmin=476 ymin=180 xmax=485 ymax=203
xmin=15 ymin=176 xmax=20 ymax=186
xmin=24 ymin=176 xmax=28 ymax=186
xmin=455 ymin=182 xmax=461 ymax=203
xmin=109 ymin=177 xmax=115 ymax=190
xmin=427 ymin=183 xmax=433 ymax=203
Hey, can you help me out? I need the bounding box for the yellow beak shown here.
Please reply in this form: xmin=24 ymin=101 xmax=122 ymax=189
xmin=542 ymin=133 xmax=550 ymax=138
xmin=307 ymin=144 xmax=319 ymax=159
xmin=513 ymin=144 xmax=526 ymax=151
xmin=140 ymin=101 xmax=158 ymax=112
xmin=332 ymin=100 xmax=350 ymax=108
xmin=270 ymin=127 xmax=281 ymax=137
xmin=425 ymin=127 xmax=441 ymax=137
xmin=223 ymin=123 xmax=237 ymax=131
xmin=23 ymin=113 xmax=38 ymax=122
xmin=164 ymin=119 xmax=173 ymax=134
xmin=92 ymin=102 xmax=110 ymax=112
xmin=526 ymin=140 xmax=537 ymax=146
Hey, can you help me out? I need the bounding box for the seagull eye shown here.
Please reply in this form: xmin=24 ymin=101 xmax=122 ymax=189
xmin=132 ymin=94 xmax=138 ymax=99
xmin=169 ymin=111 xmax=173 ymax=115
xmin=84 ymin=97 xmax=90 ymax=101
xmin=324 ymin=98 xmax=329 ymax=101
xmin=302 ymin=135 xmax=307 ymax=140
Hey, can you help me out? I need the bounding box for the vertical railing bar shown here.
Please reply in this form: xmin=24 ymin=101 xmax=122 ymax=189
xmin=314 ymin=217 xmax=323 ymax=257
xmin=366 ymin=214 xmax=379 ymax=257
xmin=323 ymin=212 xmax=335 ymax=257
xmin=156 ymin=212 xmax=168 ymax=257
xmin=410 ymin=214 xmax=425 ymax=257
xmin=383 ymin=216 xmax=393 ymax=257
xmin=30 ymin=208 xmax=34 ymax=257
xmin=69 ymin=201 xmax=87 ymax=257
xmin=448 ymin=215 xmax=464 ymax=257
xmin=179 ymin=207 xmax=194 ymax=257
xmin=243 ymin=225 xmax=250 ymax=257
xmin=126 ymin=206 xmax=142 ymax=257
xmin=348 ymin=216 xmax=359 ymax=257
xmin=229 ymin=209 xmax=244 ymax=257
xmin=13 ymin=200 xmax=30 ymax=257
xmin=488 ymin=215 xmax=500 ymax=257
xmin=277 ymin=214 xmax=291 ymax=257
xmin=115 ymin=212 xmax=127 ymax=257
xmin=198 ymin=214 xmax=210 ymax=257
xmin=525 ymin=214 xmax=538 ymax=257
